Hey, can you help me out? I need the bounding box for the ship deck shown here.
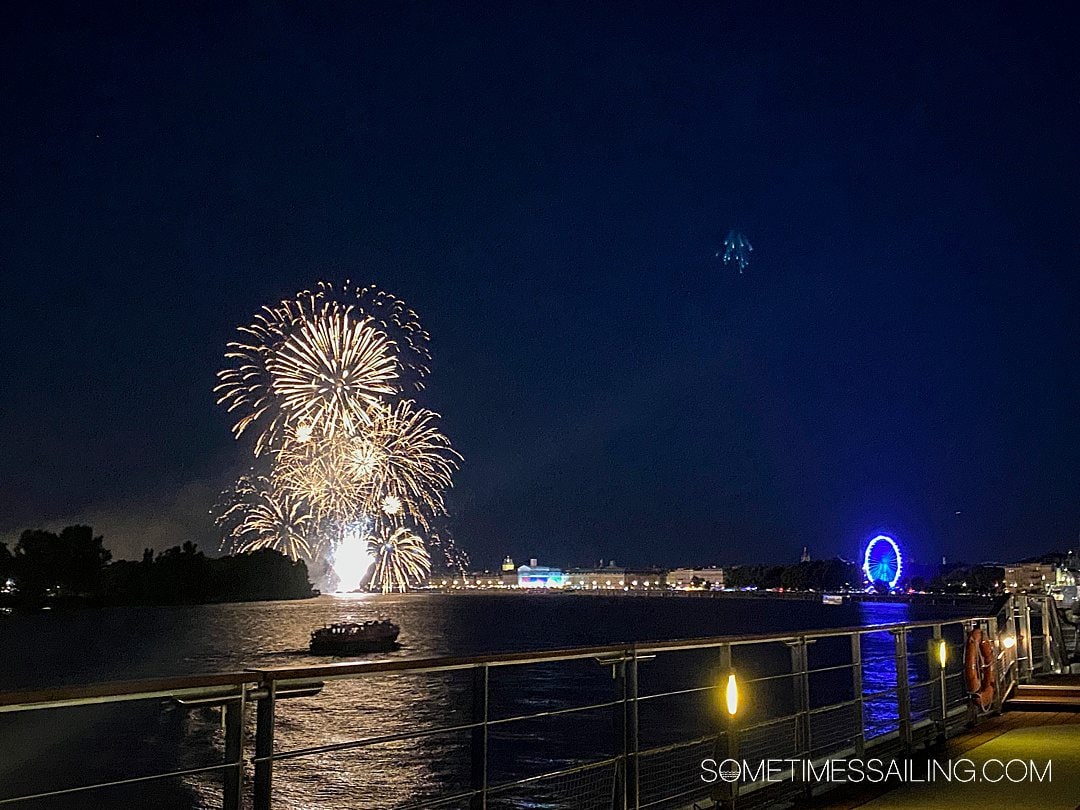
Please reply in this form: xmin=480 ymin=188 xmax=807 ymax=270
xmin=808 ymin=708 xmax=1080 ymax=809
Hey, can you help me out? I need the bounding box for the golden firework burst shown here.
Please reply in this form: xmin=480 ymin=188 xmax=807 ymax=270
xmin=214 ymin=299 xmax=307 ymax=456
xmin=217 ymin=476 xmax=313 ymax=560
xmin=356 ymin=400 xmax=460 ymax=530
xmin=267 ymin=306 xmax=398 ymax=437
xmin=216 ymin=283 xmax=460 ymax=589
xmin=369 ymin=527 xmax=431 ymax=593
xmin=313 ymin=280 xmax=432 ymax=388
xmin=273 ymin=428 xmax=367 ymax=529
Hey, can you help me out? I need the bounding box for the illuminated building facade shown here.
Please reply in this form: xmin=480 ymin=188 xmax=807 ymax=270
xmin=517 ymin=561 xmax=566 ymax=588
xmin=666 ymin=567 xmax=725 ymax=590
xmin=500 ymin=556 xmax=517 ymax=585
xmin=1004 ymin=562 xmax=1076 ymax=597
xmin=564 ymin=564 xmax=665 ymax=590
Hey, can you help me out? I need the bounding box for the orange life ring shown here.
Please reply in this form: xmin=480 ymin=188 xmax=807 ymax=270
xmin=964 ymin=628 xmax=994 ymax=709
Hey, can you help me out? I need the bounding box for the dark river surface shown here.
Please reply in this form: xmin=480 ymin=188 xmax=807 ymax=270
xmin=0 ymin=593 xmax=987 ymax=809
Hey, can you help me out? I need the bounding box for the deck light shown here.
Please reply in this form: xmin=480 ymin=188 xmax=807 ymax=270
xmin=725 ymin=673 xmax=738 ymax=716
xmin=936 ymin=638 xmax=947 ymax=668
xmin=1001 ymin=634 xmax=1016 ymax=650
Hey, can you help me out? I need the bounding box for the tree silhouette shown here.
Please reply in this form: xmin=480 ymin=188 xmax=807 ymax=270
xmin=14 ymin=525 xmax=111 ymax=597
xmin=0 ymin=542 xmax=12 ymax=580
xmin=6 ymin=526 xmax=315 ymax=607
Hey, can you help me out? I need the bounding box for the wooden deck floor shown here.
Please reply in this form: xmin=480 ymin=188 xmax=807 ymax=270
xmin=1033 ymin=673 xmax=1080 ymax=687
xmin=803 ymin=710 xmax=1080 ymax=810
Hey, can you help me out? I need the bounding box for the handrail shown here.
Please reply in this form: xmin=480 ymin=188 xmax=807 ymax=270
xmin=0 ymin=671 xmax=250 ymax=712
xmin=248 ymin=612 xmax=999 ymax=684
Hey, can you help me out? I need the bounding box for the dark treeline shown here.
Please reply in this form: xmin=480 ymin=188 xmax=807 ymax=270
xmin=724 ymin=558 xmax=862 ymax=591
xmin=0 ymin=526 xmax=316 ymax=608
xmin=723 ymin=558 xmax=1006 ymax=595
xmin=909 ymin=564 xmax=1005 ymax=595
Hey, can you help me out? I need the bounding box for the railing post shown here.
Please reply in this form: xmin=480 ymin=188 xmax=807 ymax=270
xmin=1049 ymin=596 xmax=1068 ymax=674
xmin=1040 ymin=596 xmax=1054 ymax=673
xmin=612 ymin=655 xmax=628 ymax=810
xmin=932 ymin=623 xmax=946 ymax=741
xmin=782 ymin=636 xmax=812 ymax=799
xmin=851 ymin=633 xmax=865 ymax=757
xmin=1003 ymin=599 xmax=1019 ymax=698
xmin=718 ymin=643 xmax=738 ymax=808
xmin=989 ymin=618 xmax=1006 ymax=714
xmin=470 ymin=664 xmax=489 ymax=810
xmin=788 ymin=638 xmax=810 ymax=758
xmin=627 ymin=651 xmax=640 ymax=810
xmin=254 ymin=678 xmax=276 ymax=810
xmin=893 ymin=629 xmax=911 ymax=749
xmin=1021 ymin=596 xmax=1034 ymax=683
xmin=964 ymin=621 xmax=979 ymax=727
xmin=223 ymin=691 xmax=245 ymax=810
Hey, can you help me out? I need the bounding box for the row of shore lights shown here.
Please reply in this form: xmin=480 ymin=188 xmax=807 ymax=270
xmin=438 ymin=579 xmax=664 ymax=588
xmin=720 ymin=630 xmax=1018 ymax=721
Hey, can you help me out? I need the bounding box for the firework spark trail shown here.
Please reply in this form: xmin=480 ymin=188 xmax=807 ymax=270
xmin=356 ymin=400 xmax=460 ymax=531
xmin=369 ymin=527 xmax=432 ymax=593
xmin=272 ymin=426 xmax=370 ymax=542
xmin=268 ymin=307 xmax=398 ymax=437
xmin=427 ymin=528 xmax=470 ymax=574
xmin=216 ymin=475 xmax=313 ymax=560
xmin=272 ymin=401 xmax=458 ymax=546
xmin=214 ymin=301 xmax=304 ymax=456
xmin=313 ymin=281 xmax=432 ymax=389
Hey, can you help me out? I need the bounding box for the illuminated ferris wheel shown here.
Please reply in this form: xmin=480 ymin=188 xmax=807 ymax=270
xmin=863 ymin=535 xmax=903 ymax=590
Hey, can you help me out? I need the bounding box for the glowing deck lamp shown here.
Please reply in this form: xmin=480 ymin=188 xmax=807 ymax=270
xmin=936 ymin=638 xmax=947 ymax=669
xmin=1001 ymin=634 xmax=1017 ymax=650
xmin=725 ymin=673 xmax=739 ymax=716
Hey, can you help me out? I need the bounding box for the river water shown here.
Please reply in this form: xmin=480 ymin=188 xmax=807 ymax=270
xmin=0 ymin=593 xmax=984 ymax=809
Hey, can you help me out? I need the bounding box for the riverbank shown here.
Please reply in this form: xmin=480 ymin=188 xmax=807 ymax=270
xmin=420 ymin=585 xmax=999 ymax=610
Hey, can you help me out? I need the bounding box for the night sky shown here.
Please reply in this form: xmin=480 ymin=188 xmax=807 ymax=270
xmin=1 ymin=2 xmax=1077 ymax=569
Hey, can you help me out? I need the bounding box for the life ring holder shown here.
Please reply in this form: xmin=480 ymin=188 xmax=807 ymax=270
xmin=963 ymin=627 xmax=994 ymax=710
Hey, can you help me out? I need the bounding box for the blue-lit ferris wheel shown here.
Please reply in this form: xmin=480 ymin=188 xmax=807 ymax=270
xmin=863 ymin=535 xmax=903 ymax=590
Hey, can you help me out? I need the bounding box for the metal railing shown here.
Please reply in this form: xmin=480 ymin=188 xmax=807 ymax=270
xmin=0 ymin=594 xmax=1062 ymax=809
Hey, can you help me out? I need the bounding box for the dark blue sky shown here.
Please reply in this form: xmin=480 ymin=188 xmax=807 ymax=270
xmin=1 ymin=2 xmax=1077 ymax=568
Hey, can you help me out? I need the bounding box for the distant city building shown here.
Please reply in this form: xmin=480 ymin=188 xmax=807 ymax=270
xmin=564 ymin=563 xmax=664 ymax=590
xmin=500 ymin=556 xmax=517 ymax=585
xmin=1003 ymin=563 xmax=1052 ymax=593
xmin=433 ymin=570 xmax=505 ymax=589
xmin=517 ymin=562 xmax=566 ymax=588
xmin=1004 ymin=562 xmax=1076 ymax=596
xmin=667 ymin=567 xmax=725 ymax=590
xmin=439 ymin=558 xmax=725 ymax=592
xmin=1050 ymin=566 xmax=1077 ymax=605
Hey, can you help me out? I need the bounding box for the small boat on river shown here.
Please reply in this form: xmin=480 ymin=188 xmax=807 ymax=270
xmin=309 ymin=620 xmax=400 ymax=655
